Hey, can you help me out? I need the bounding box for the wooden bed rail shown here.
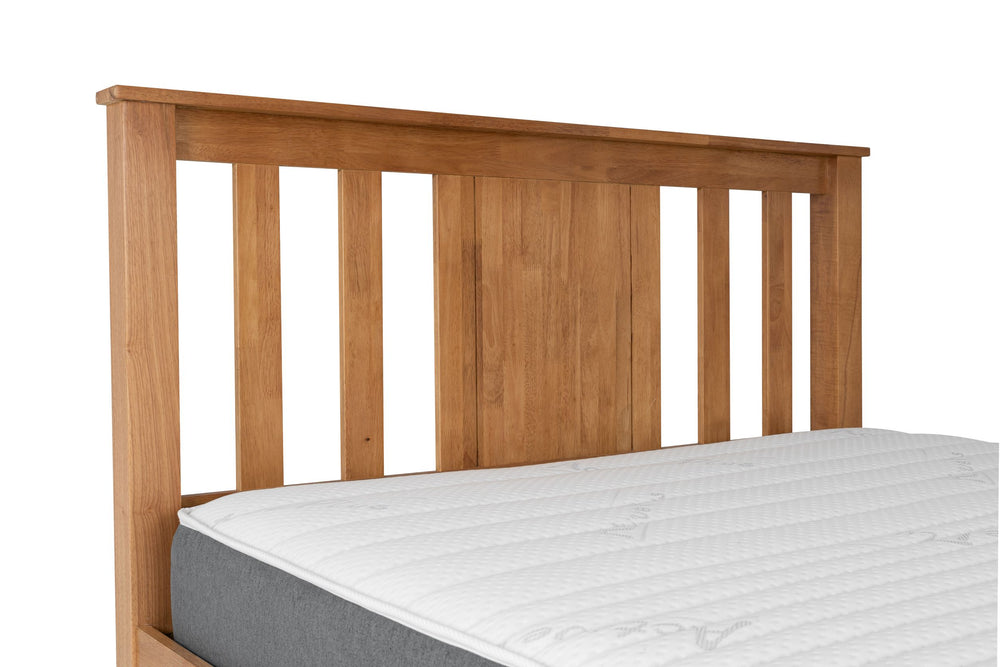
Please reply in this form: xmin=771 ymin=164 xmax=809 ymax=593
xmin=100 ymin=86 xmax=866 ymax=665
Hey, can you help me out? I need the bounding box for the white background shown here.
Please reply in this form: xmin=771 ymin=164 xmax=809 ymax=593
xmin=1 ymin=0 xmax=997 ymax=662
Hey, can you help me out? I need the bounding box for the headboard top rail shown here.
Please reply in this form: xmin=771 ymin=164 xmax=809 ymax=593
xmin=96 ymin=85 xmax=870 ymax=158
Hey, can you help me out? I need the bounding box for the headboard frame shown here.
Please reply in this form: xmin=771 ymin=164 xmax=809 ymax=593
xmin=99 ymin=86 xmax=867 ymax=665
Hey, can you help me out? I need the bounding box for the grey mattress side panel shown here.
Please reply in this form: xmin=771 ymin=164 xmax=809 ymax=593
xmin=171 ymin=525 xmax=502 ymax=667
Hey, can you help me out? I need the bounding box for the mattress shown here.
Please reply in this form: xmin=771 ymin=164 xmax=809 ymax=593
xmin=174 ymin=428 xmax=998 ymax=666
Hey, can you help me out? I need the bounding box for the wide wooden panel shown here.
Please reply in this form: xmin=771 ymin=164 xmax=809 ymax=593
xmin=233 ymin=164 xmax=284 ymax=490
xmin=339 ymin=170 xmax=384 ymax=480
xmin=630 ymin=185 xmax=661 ymax=451
xmin=811 ymin=156 xmax=862 ymax=429
xmin=107 ymin=101 xmax=181 ymax=665
xmin=476 ymin=177 xmax=631 ymax=467
xmin=762 ymin=191 xmax=793 ymax=435
xmin=433 ymin=175 xmax=478 ymax=471
xmin=174 ymin=108 xmax=830 ymax=194
xmin=698 ymin=188 xmax=731 ymax=444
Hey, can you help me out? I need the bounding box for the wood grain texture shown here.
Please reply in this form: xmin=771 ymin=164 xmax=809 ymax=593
xmin=762 ymin=191 xmax=794 ymax=435
xmin=630 ymin=185 xmax=661 ymax=451
xmin=107 ymin=101 xmax=181 ymax=666
xmin=173 ymin=108 xmax=830 ymax=194
xmin=98 ymin=85 xmax=870 ymax=157
xmin=233 ymin=164 xmax=283 ymax=490
xmin=339 ymin=170 xmax=384 ymax=480
xmin=811 ymin=156 xmax=863 ymax=429
xmin=698 ymin=188 xmax=731 ymax=444
xmin=476 ymin=177 xmax=632 ymax=467
xmin=137 ymin=627 xmax=212 ymax=667
xmin=180 ymin=490 xmax=235 ymax=508
xmin=433 ymin=175 xmax=479 ymax=471
xmin=98 ymin=86 xmax=877 ymax=667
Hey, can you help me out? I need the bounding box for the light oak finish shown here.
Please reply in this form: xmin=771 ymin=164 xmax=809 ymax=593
xmin=233 ymin=164 xmax=284 ymax=490
xmin=100 ymin=87 xmax=871 ymax=666
xmin=180 ymin=490 xmax=235 ymax=508
xmin=630 ymin=185 xmax=661 ymax=451
xmin=98 ymin=85 xmax=870 ymax=158
xmin=107 ymin=101 xmax=181 ymax=666
xmin=170 ymin=108 xmax=829 ymax=194
xmin=137 ymin=627 xmax=211 ymax=667
xmin=433 ymin=175 xmax=479 ymax=471
xmin=339 ymin=170 xmax=385 ymax=480
xmin=698 ymin=188 xmax=731 ymax=444
xmin=476 ymin=177 xmax=632 ymax=466
xmin=811 ymin=156 xmax=863 ymax=429
xmin=762 ymin=191 xmax=794 ymax=435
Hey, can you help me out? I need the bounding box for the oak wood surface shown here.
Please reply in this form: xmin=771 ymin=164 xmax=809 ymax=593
xmin=476 ymin=177 xmax=632 ymax=466
xmin=107 ymin=100 xmax=181 ymax=666
xmin=98 ymin=85 xmax=869 ymax=157
xmin=172 ymin=108 xmax=830 ymax=194
xmin=811 ymin=157 xmax=863 ymax=429
xmin=99 ymin=88 xmax=871 ymax=667
xmin=630 ymin=185 xmax=661 ymax=451
xmin=433 ymin=175 xmax=479 ymax=471
xmin=339 ymin=170 xmax=385 ymax=480
xmin=762 ymin=191 xmax=794 ymax=435
xmin=698 ymin=188 xmax=731 ymax=444
xmin=233 ymin=164 xmax=284 ymax=490
xmin=137 ymin=627 xmax=212 ymax=667
xmin=180 ymin=490 xmax=235 ymax=508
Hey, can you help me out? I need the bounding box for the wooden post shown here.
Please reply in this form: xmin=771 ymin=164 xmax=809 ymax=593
xmin=107 ymin=100 xmax=181 ymax=666
xmin=810 ymin=156 xmax=862 ymax=429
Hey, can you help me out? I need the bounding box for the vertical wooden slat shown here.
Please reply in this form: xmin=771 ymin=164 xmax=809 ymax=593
xmin=107 ymin=101 xmax=180 ymax=666
xmin=433 ymin=175 xmax=478 ymax=471
xmin=630 ymin=185 xmax=661 ymax=451
xmin=762 ymin=190 xmax=793 ymax=435
xmin=698 ymin=187 xmax=730 ymax=444
xmin=233 ymin=164 xmax=284 ymax=490
xmin=811 ymin=156 xmax=862 ymax=429
xmin=338 ymin=170 xmax=384 ymax=480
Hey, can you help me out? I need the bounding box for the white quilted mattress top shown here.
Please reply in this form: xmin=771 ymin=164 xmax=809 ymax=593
xmin=179 ymin=428 xmax=998 ymax=666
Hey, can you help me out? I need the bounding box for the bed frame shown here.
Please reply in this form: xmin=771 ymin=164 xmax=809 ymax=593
xmin=98 ymin=85 xmax=868 ymax=666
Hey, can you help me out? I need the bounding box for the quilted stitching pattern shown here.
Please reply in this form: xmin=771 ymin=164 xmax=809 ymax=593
xmin=180 ymin=429 xmax=998 ymax=666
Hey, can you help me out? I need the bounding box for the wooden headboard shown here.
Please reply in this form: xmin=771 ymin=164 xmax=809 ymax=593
xmin=98 ymin=86 xmax=868 ymax=665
